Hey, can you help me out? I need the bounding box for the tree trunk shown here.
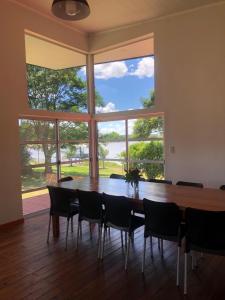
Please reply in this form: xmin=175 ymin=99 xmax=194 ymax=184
xmin=42 ymin=144 xmax=53 ymax=174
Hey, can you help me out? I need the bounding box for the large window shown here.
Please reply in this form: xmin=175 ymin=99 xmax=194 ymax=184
xmin=97 ymin=116 xmax=164 ymax=179
xmin=25 ymin=34 xmax=88 ymax=113
xmin=94 ymin=38 xmax=154 ymax=114
xmin=19 ymin=119 xmax=90 ymax=192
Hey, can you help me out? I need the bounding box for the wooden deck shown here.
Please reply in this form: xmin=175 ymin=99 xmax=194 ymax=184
xmin=0 ymin=213 xmax=225 ymax=299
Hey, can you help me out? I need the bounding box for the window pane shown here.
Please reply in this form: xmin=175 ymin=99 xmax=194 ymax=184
xmin=94 ymin=56 xmax=154 ymax=113
xmin=128 ymin=117 xmax=164 ymax=179
xmin=25 ymin=35 xmax=87 ymax=113
xmin=59 ymin=121 xmax=89 ymax=178
xmin=98 ymin=121 xmax=126 ymax=177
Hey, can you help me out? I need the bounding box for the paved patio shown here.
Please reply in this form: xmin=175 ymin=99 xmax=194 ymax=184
xmin=22 ymin=190 xmax=50 ymax=215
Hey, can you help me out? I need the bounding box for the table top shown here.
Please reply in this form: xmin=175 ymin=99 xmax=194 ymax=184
xmin=55 ymin=177 xmax=225 ymax=211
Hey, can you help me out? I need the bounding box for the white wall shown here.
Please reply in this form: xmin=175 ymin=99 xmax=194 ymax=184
xmin=155 ymin=5 xmax=225 ymax=187
xmin=91 ymin=3 xmax=225 ymax=188
xmin=0 ymin=0 xmax=225 ymax=225
xmin=0 ymin=0 xmax=88 ymax=225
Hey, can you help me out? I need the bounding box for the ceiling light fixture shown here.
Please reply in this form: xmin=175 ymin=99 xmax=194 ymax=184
xmin=52 ymin=0 xmax=90 ymax=21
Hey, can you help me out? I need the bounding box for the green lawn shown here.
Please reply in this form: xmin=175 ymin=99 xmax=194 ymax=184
xmin=22 ymin=161 xmax=124 ymax=191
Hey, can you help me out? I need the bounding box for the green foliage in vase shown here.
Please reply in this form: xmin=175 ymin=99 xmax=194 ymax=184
xmin=124 ymin=168 xmax=142 ymax=186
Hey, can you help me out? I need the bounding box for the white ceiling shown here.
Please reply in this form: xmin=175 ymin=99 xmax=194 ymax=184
xmin=16 ymin=0 xmax=224 ymax=33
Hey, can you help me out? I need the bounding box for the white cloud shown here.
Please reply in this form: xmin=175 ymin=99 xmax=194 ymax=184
xmin=130 ymin=57 xmax=154 ymax=78
xmin=94 ymin=62 xmax=128 ymax=79
xmin=96 ymin=102 xmax=116 ymax=113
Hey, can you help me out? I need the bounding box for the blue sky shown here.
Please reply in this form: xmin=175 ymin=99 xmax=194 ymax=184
xmin=79 ymin=56 xmax=154 ymax=113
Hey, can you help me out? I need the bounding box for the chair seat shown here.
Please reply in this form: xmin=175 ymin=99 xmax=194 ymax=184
xmin=130 ymin=215 xmax=145 ymax=233
xmin=51 ymin=203 xmax=79 ymax=218
xmin=144 ymin=222 xmax=185 ymax=243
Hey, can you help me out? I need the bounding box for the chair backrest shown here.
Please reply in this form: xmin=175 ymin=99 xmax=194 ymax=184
xmin=220 ymin=185 xmax=225 ymax=190
xmin=58 ymin=176 xmax=73 ymax=183
xmin=176 ymin=181 xmax=203 ymax=188
xmin=109 ymin=174 xmax=125 ymax=180
xmin=103 ymin=193 xmax=131 ymax=228
xmin=78 ymin=190 xmax=103 ymax=221
xmin=148 ymin=178 xmax=172 ymax=185
xmin=185 ymin=208 xmax=225 ymax=253
xmin=47 ymin=186 xmax=77 ymax=215
xmin=143 ymin=198 xmax=181 ymax=237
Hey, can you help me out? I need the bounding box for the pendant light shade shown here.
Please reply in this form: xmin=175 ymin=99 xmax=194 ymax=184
xmin=52 ymin=0 xmax=90 ymax=21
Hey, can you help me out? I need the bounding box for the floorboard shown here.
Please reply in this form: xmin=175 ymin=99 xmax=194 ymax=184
xmin=0 ymin=213 xmax=225 ymax=299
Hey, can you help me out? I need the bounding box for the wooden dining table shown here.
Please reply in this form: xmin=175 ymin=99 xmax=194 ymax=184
xmin=50 ymin=177 xmax=225 ymax=237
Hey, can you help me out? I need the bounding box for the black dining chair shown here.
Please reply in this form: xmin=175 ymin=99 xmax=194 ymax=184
xmin=220 ymin=185 xmax=225 ymax=190
xmin=148 ymin=178 xmax=172 ymax=184
xmin=47 ymin=186 xmax=79 ymax=250
xmin=101 ymin=193 xmax=144 ymax=270
xmin=77 ymin=190 xmax=104 ymax=258
xmin=142 ymin=198 xmax=185 ymax=286
xmin=58 ymin=176 xmax=73 ymax=183
xmin=109 ymin=174 xmax=125 ymax=180
xmin=176 ymin=181 xmax=203 ymax=188
xmin=184 ymin=207 xmax=225 ymax=294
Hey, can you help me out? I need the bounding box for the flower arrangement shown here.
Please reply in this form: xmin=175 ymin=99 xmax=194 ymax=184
xmin=124 ymin=168 xmax=142 ymax=187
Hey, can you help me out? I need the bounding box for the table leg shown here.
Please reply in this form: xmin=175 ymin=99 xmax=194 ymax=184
xmin=52 ymin=216 xmax=60 ymax=237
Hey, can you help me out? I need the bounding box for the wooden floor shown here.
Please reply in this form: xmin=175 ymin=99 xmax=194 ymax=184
xmin=0 ymin=214 xmax=225 ymax=300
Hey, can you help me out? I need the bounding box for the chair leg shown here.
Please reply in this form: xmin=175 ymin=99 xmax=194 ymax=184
xmin=65 ymin=218 xmax=70 ymax=250
xmin=125 ymin=235 xmax=131 ymax=271
xmin=125 ymin=232 xmax=128 ymax=249
xmin=142 ymin=237 xmax=147 ymax=273
xmin=76 ymin=220 xmax=81 ymax=249
xmin=97 ymin=224 xmax=102 ymax=259
xmin=71 ymin=216 xmax=74 ymax=233
xmin=150 ymin=236 xmax=153 ymax=258
xmin=89 ymin=222 xmax=92 ymax=240
xmin=161 ymin=239 xmax=164 ymax=257
xmin=120 ymin=231 xmax=124 ymax=248
xmin=101 ymin=226 xmax=107 ymax=260
xmin=79 ymin=221 xmax=82 ymax=239
xmin=176 ymin=246 xmax=180 ymax=286
xmin=158 ymin=238 xmax=160 ymax=250
xmin=47 ymin=215 xmax=51 ymax=244
xmin=184 ymin=252 xmax=188 ymax=295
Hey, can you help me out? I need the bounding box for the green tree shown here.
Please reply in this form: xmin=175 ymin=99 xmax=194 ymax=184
xmin=98 ymin=144 xmax=109 ymax=169
xmin=99 ymin=131 xmax=124 ymax=142
xmin=128 ymin=141 xmax=164 ymax=179
xmin=141 ymin=90 xmax=155 ymax=108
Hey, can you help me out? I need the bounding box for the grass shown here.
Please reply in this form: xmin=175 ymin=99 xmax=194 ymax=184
xmin=21 ymin=161 xmax=124 ymax=191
